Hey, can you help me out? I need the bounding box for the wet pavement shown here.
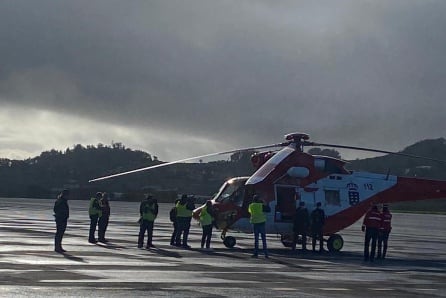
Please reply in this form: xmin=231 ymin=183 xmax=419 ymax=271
xmin=0 ymin=198 xmax=445 ymax=297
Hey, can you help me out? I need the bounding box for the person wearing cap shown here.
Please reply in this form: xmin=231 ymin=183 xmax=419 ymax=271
xmin=88 ymin=192 xmax=103 ymax=243
xmin=362 ymin=204 xmax=381 ymax=262
xmin=175 ymin=194 xmax=195 ymax=248
xmin=98 ymin=192 xmax=111 ymax=243
xmin=377 ymin=204 xmax=392 ymax=259
xmin=53 ymin=189 xmax=70 ymax=253
xmin=138 ymin=194 xmax=159 ymax=248
xmin=310 ymin=202 xmax=326 ymax=252
xmin=248 ymin=194 xmax=271 ymax=258
xmin=292 ymin=201 xmax=310 ymax=252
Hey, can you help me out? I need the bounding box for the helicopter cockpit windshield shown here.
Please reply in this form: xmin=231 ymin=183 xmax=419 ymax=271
xmin=214 ymin=177 xmax=248 ymax=207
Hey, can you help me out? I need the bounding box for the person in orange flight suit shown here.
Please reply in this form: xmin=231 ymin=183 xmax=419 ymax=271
xmin=377 ymin=204 xmax=392 ymax=259
xmin=361 ymin=204 xmax=381 ymax=262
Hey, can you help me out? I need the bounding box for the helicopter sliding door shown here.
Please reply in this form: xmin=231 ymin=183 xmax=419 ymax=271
xmin=273 ymin=185 xmax=297 ymax=223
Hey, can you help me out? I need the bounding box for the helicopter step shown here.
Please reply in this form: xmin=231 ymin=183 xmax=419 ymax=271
xmin=280 ymin=233 xmax=344 ymax=252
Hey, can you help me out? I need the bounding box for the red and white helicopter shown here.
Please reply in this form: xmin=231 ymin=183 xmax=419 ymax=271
xmin=90 ymin=132 xmax=446 ymax=252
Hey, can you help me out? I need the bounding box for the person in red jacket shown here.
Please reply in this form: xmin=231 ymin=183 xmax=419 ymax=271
xmin=361 ymin=204 xmax=381 ymax=262
xmin=377 ymin=204 xmax=392 ymax=259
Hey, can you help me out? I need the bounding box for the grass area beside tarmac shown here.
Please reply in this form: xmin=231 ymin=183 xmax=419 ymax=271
xmin=392 ymin=198 xmax=446 ymax=214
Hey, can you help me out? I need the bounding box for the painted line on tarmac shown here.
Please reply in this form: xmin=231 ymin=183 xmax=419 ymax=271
xmin=319 ymin=288 xmax=350 ymax=291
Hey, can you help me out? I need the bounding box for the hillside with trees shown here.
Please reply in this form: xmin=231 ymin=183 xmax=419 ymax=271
xmin=0 ymin=142 xmax=256 ymax=201
xmin=347 ymin=138 xmax=446 ymax=212
xmin=1 ymin=139 xmax=446 ymax=211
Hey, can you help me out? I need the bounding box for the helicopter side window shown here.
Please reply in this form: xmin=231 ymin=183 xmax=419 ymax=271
xmin=215 ymin=181 xmax=245 ymax=207
xmin=230 ymin=188 xmax=245 ymax=206
xmin=325 ymin=189 xmax=341 ymax=206
xmin=215 ymin=184 xmax=237 ymax=202
xmin=315 ymin=157 xmax=348 ymax=175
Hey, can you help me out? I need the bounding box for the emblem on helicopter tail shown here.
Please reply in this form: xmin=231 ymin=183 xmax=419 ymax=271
xmin=347 ymin=182 xmax=360 ymax=206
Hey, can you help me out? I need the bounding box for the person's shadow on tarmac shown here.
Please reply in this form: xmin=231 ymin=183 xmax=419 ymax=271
xmin=147 ymin=246 xmax=182 ymax=258
xmin=56 ymin=251 xmax=87 ymax=263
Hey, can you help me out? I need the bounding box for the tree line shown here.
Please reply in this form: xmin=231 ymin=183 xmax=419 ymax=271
xmin=1 ymin=138 xmax=446 ymax=211
xmin=0 ymin=142 xmax=255 ymax=201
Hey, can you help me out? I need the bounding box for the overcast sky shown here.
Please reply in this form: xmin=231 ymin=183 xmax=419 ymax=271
xmin=1 ymin=0 xmax=445 ymax=162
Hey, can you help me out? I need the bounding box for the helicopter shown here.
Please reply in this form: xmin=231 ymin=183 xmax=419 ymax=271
xmin=89 ymin=132 xmax=446 ymax=252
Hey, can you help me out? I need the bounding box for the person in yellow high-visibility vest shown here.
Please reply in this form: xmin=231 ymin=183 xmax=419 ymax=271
xmin=199 ymin=200 xmax=215 ymax=251
xmin=248 ymin=194 xmax=271 ymax=258
xmin=175 ymin=194 xmax=195 ymax=248
xmin=88 ymin=192 xmax=103 ymax=244
xmin=138 ymin=194 xmax=158 ymax=249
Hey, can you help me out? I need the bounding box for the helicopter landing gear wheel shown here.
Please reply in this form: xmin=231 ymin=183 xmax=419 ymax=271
xmin=223 ymin=236 xmax=236 ymax=248
xmin=327 ymin=234 xmax=344 ymax=252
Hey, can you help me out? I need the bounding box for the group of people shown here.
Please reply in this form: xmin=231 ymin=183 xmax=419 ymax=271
xmin=168 ymin=194 xmax=215 ymax=251
xmin=292 ymin=201 xmax=326 ymax=253
xmin=88 ymin=192 xmax=111 ymax=244
xmin=53 ymin=189 xmax=392 ymax=261
xmin=247 ymin=195 xmax=394 ymax=262
xmin=362 ymin=203 xmax=393 ymax=262
xmin=53 ymin=190 xmax=110 ymax=252
xmin=247 ymin=196 xmax=327 ymax=259
xmin=53 ymin=190 xmax=215 ymax=253
xmin=53 ymin=190 xmax=112 ymax=252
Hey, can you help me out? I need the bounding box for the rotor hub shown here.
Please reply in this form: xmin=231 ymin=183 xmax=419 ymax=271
xmin=284 ymin=132 xmax=310 ymax=143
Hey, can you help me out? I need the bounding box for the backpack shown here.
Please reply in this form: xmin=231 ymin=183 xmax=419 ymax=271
xmin=169 ymin=207 xmax=177 ymax=222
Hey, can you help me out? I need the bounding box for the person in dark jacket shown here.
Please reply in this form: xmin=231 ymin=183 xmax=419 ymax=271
xmin=362 ymin=204 xmax=381 ymax=262
xmin=310 ymin=202 xmax=326 ymax=252
xmin=98 ymin=192 xmax=111 ymax=243
xmin=377 ymin=204 xmax=392 ymax=259
xmin=53 ymin=189 xmax=70 ymax=253
xmin=170 ymin=198 xmax=180 ymax=246
xmin=88 ymin=192 xmax=103 ymax=243
xmin=292 ymin=201 xmax=310 ymax=252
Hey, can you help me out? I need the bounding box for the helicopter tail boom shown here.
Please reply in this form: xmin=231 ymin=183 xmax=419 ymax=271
xmin=379 ymin=177 xmax=446 ymax=204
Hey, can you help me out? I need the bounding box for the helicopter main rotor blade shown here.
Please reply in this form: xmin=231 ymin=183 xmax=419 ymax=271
xmin=89 ymin=142 xmax=285 ymax=183
xmin=306 ymin=142 xmax=446 ymax=164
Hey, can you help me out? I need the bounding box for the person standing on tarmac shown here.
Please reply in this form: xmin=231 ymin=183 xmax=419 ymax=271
xmin=170 ymin=198 xmax=180 ymax=246
xmin=310 ymin=202 xmax=326 ymax=252
xmin=175 ymin=194 xmax=195 ymax=248
xmin=377 ymin=204 xmax=392 ymax=259
xmin=88 ymin=192 xmax=103 ymax=244
xmin=362 ymin=204 xmax=381 ymax=262
xmin=248 ymin=194 xmax=271 ymax=258
xmin=53 ymin=189 xmax=70 ymax=253
xmin=199 ymin=200 xmax=215 ymax=251
xmin=138 ymin=194 xmax=159 ymax=249
xmin=98 ymin=192 xmax=110 ymax=243
xmin=292 ymin=201 xmax=310 ymax=252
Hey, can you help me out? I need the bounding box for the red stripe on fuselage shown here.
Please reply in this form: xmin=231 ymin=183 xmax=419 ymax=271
xmin=323 ymin=176 xmax=446 ymax=235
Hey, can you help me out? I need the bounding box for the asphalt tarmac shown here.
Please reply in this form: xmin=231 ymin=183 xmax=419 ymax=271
xmin=0 ymin=198 xmax=445 ymax=297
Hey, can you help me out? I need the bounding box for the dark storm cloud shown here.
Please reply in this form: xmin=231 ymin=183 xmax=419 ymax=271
xmin=1 ymin=0 xmax=446 ymax=159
